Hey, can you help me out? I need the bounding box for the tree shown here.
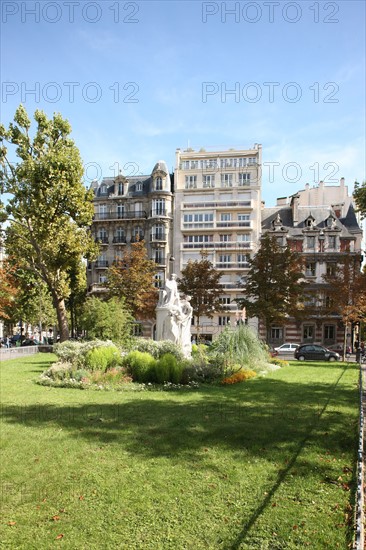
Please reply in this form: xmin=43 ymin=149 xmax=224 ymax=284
xmin=177 ymin=253 xmax=223 ymax=337
xmin=323 ymin=253 xmax=366 ymax=356
xmin=354 ymin=180 xmax=366 ymax=218
xmin=106 ymin=239 xmax=159 ymax=319
xmin=0 ymin=105 xmax=98 ymax=341
xmin=80 ymin=296 xmax=133 ymax=345
xmin=238 ymin=233 xmax=306 ymax=341
xmin=0 ymin=259 xmax=18 ymax=320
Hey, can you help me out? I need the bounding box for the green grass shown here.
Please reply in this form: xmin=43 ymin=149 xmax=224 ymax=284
xmin=0 ymin=354 xmax=359 ymax=549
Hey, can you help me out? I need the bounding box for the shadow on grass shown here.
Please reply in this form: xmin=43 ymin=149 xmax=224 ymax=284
xmin=1 ymin=362 xmax=358 ymax=547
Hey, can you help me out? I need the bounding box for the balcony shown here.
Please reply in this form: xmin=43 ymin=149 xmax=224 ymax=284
xmin=94 ymin=261 xmax=109 ymax=268
xmin=94 ymin=211 xmax=147 ymax=221
xmin=112 ymin=236 xmax=127 ymax=244
xmin=95 ymin=237 xmax=109 ymax=245
xmin=182 ymin=242 xmax=251 ymax=250
xmin=88 ymin=283 xmax=107 ymax=294
xmin=216 ymin=262 xmax=250 ymax=270
xmin=150 ymin=209 xmax=169 ymax=217
xmin=216 ymin=221 xmax=251 ymax=228
xmin=151 ymin=257 xmax=166 ymax=266
xmin=150 ymin=233 xmax=167 ymax=242
xmin=131 ymin=235 xmax=145 ymax=243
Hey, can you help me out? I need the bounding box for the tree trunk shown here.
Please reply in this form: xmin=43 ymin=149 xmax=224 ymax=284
xmin=51 ymin=291 xmax=69 ymax=342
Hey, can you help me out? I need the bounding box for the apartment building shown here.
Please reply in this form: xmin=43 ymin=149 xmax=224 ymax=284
xmin=173 ymin=144 xmax=262 ymax=341
xmin=262 ymin=178 xmax=363 ymax=348
xmin=87 ymin=161 xmax=173 ymax=336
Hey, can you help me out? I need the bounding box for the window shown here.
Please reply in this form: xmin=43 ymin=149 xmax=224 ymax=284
xmin=136 ymin=182 xmax=143 ymax=192
xmin=186 ymin=235 xmax=212 ymax=243
xmin=219 ymin=254 xmax=231 ymax=267
xmin=182 ymin=160 xmax=190 ymax=169
xmin=135 ymin=202 xmax=143 ymax=216
xmin=238 ymin=214 xmax=250 ymax=221
xmin=154 ymin=272 xmax=164 ymax=288
xmin=118 ymin=182 xmax=124 ymax=195
xmin=303 ymin=325 xmax=315 ymax=341
xmin=247 ymin=157 xmax=257 ymax=165
xmin=238 ymin=254 xmax=250 ymax=267
xmin=307 ymin=236 xmax=315 ymax=249
xmin=239 ymin=173 xmax=250 ymax=185
xmin=99 ymin=274 xmax=107 ymax=284
xmin=306 ymin=218 xmax=314 ymax=228
xmin=185 ymin=175 xmax=197 ymax=189
xmin=117 ymin=204 xmax=124 ymax=219
xmin=271 ymin=327 xmax=283 ymax=340
xmin=203 ymin=175 xmax=215 ymax=188
xmin=326 ymin=263 xmax=336 ymax=276
xmin=153 ymin=224 xmax=165 ymax=240
xmin=153 ymin=198 xmax=165 ymax=215
xmin=327 ymin=236 xmax=336 ymax=249
xmin=100 ymin=184 xmax=108 ymax=195
xmin=220 ymin=234 xmax=231 ymax=242
xmin=325 ymin=295 xmax=334 ymax=308
xmin=218 ymin=316 xmax=231 ymax=326
xmin=220 ymin=297 xmax=231 ymax=305
xmin=98 ymin=204 xmax=107 ymax=219
xmin=221 ymin=174 xmax=233 ymax=187
xmin=153 ymin=249 xmax=164 ymax=264
xmin=132 ymin=226 xmax=144 ymax=241
xmin=237 ymin=234 xmax=250 ymax=242
xmin=276 ymin=237 xmax=284 ymax=246
xmin=221 ymin=213 xmax=232 ymax=222
xmin=184 ymin=213 xmax=214 ymax=223
xmin=114 ymin=227 xmax=125 ymax=243
xmin=156 ymin=177 xmax=163 ymax=190
xmin=220 ymin=158 xmax=234 ymax=168
xmin=305 ymin=262 xmax=316 ymax=277
xmin=190 ymin=160 xmax=199 ymax=169
xmin=324 ymin=325 xmax=335 ymax=341
xmin=98 ymin=228 xmax=108 ymax=243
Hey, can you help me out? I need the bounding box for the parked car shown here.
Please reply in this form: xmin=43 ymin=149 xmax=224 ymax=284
xmin=294 ymin=344 xmax=340 ymax=362
xmin=274 ymin=343 xmax=299 ymax=354
xmin=21 ymin=338 xmax=41 ymax=347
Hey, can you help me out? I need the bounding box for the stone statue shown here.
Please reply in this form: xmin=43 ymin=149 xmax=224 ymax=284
xmin=156 ymin=275 xmax=193 ymax=357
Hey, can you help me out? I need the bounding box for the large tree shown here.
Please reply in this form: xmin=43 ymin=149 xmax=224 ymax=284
xmin=323 ymin=253 xmax=366 ymax=356
xmin=177 ymin=253 xmax=223 ymax=336
xmin=0 ymin=105 xmax=98 ymax=341
xmin=239 ymin=233 xmax=306 ymax=341
xmin=354 ymin=180 xmax=366 ymax=218
xmin=80 ymin=296 xmax=133 ymax=345
xmin=106 ymin=239 xmax=159 ymax=319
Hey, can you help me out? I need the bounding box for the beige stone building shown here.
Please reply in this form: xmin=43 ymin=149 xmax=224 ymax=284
xmin=87 ymin=161 xmax=173 ymax=337
xmin=173 ymin=144 xmax=262 ymax=341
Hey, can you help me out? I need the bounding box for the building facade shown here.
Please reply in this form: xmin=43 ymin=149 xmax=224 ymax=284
xmin=87 ymin=161 xmax=173 ymax=337
xmin=173 ymin=145 xmax=262 ymax=341
xmin=261 ymin=179 xmax=363 ymax=348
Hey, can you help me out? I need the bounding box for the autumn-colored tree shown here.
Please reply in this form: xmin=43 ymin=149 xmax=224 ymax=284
xmin=238 ymin=233 xmax=306 ymax=342
xmin=323 ymin=253 xmax=366 ymax=356
xmin=0 ymin=259 xmax=18 ymax=319
xmin=354 ymin=180 xmax=366 ymax=218
xmin=106 ymin=240 xmax=159 ymax=319
xmin=177 ymin=253 xmax=223 ymax=336
xmin=0 ymin=105 xmax=98 ymax=341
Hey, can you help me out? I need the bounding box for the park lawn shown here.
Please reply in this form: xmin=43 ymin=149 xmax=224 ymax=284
xmin=0 ymin=354 xmax=359 ymax=549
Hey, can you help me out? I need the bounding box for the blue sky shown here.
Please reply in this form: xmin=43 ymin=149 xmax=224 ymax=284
xmin=1 ymin=0 xmax=365 ymax=205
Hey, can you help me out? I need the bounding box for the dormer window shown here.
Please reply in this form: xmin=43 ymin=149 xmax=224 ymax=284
xmin=156 ymin=177 xmax=163 ymax=190
xmin=118 ymin=182 xmax=124 ymax=195
xmin=305 ymin=217 xmax=315 ymax=228
xmin=100 ymin=184 xmax=108 ymax=195
xmin=136 ymin=182 xmax=143 ymax=192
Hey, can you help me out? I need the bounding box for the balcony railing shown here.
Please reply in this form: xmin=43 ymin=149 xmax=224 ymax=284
xmin=216 ymin=262 xmax=250 ymax=269
xmin=182 ymin=242 xmax=251 ymax=250
xmin=131 ymin=235 xmax=145 ymax=243
xmin=150 ymin=233 xmax=167 ymax=242
xmin=96 ymin=237 xmax=109 ymax=244
xmin=94 ymin=211 xmax=147 ymax=221
xmin=112 ymin=236 xmax=127 ymax=244
xmin=95 ymin=261 xmax=109 ymax=268
xmin=151 ymin=257 xmax=166 ymax=265
xmin=150 ymin=209 xmax=169 ymax=217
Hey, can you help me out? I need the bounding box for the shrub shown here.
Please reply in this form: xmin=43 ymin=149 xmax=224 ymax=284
xmin=221 ymin=369 xmax=257 ymax=385
xmin=84 ymin=345 xmax=122 ymax=372
xmin=123 ymin=350 xmax=157 ymax=382
xmin=54 ymin=341 xmax=84 ymax=365
xmin=154 ymin=353 xmax=183 ymax=384
xmin=132 ymin=338 xmax=184 ymax=362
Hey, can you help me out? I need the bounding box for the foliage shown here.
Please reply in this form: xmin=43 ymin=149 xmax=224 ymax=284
xmin=181 ymin=361 xmax=223 ymax=384
xmin=131 ymin=337 xmax=185 ymax=361
xmin=0 ymin=258 xmax=18 ymax=319
xmin=54 ymin=339 xmax=120 ymax=369
xmin=238 ymin=233 xmax=306 ymax=340
xmin=80 ymin=296 xmax=133 ymax=345
xmin=322 ymin=252 xmax=366 ymax=355
xmin=0 ymin=106 xmax=98 ymax=341
xmin=210 ymin=324 xmax=270 ymax=372
xmin=122 ymin=350 xmax=157 ymax=382
xmin=354 ymin=180 xmax=366 ymax=218
xmin=221 ymin=369 xmax=257 ymax=385
xmin=177 ymin=252 xmax=223 ymax=334
xmin=84 ymin=344 xmax=122 ymax=372
xmin=155 ymin=353 xmax=183 ymax=384
xmin=106 ymin=239 xmax=159 ymax=319
xmin=270 ymin=358 xmax=289 ymax=368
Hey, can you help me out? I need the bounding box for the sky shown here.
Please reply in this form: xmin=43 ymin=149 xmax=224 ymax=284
xmin=1 ymin=0 xmax=365 ymax=206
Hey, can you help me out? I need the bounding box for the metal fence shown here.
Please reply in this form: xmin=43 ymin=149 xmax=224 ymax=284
xmin=0 ymin=345 xmax=52 ymax=361
xmin=354 ymin=362 xmax=365 ymax=549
